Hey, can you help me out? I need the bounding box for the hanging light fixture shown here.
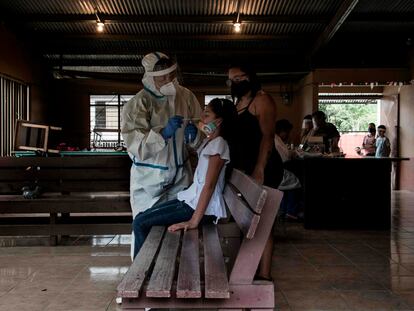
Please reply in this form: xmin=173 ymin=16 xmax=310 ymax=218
xmin=233 ymin=12 xmax=241 ymax=33
xmin=96 ymin=20 xmax=105 ymax=32
xmin=95 ymin=7 xmax=105 ymax=32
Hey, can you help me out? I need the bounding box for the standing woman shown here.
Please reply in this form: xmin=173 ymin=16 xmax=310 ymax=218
xmin=227 ymin=65 xmax=284 ymax=280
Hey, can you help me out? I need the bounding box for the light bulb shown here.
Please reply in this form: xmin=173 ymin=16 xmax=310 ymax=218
xmin=233 ymin=22 xmax=241 ymax=33
xmin=96 ymin=21 xmax=105 ymax=32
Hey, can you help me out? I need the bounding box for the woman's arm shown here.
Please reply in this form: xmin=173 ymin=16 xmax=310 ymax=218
xmin=251 ymin=94 xmax=276 ymax=184
xmin=168 ymin=154 xmax=225 ymax=232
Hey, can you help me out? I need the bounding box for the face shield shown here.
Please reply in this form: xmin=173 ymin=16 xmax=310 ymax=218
xmin=141 ymin=52 xmax=179 ymax=98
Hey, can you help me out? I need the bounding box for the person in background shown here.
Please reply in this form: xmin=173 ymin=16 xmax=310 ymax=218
xmin=121 ymin=52 xmax=203 ymax=258
xmin=358 ymin=122 xmax=376 ymax=156
xmin=227 ymin=64 xmax=283 ymax=281
xmin=274 ymin=119 xmax=295 ymax=162
xmin=274 ymin=119 xmax=302 ymax=220
xmin=311 ymin=110 xmax=340 ymax=153
xmin=132 ymin=98 xmax=237 ymax=258
xmin=300 ymin=114 xmax=313 ymax=145
xmin=375 ymin=125 xmax=391 ymax=158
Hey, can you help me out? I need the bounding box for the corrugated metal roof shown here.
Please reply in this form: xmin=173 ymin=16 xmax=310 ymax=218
xmin=319 ymin=93 xmax=383 ymax=96
xmin=43 ymin=38 xmax=298 ymax=52
xmin=4 ymin=0 xmax=343 ymax=16
xmin=341 ymin=21 xmax=414 ymax=33
xmin=319 ymin=99 xmax=378 ymax=104
xmin=28 ymin=21 xmax=324 ymax=35
xmin=1 ymin=0 xmax=412 ymax=80
xmin=353 ymin=0 xmax=414 ymax=13
xmin=55 ymin=66 xmax=143 ymax=74
xmin=44 ymin=54 xmax=143 ymax=60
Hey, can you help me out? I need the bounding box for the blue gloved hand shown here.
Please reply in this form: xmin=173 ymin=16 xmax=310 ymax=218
xmin=184 ymin=122 xmax=198 ymax=144
xmin=161 ymin=115 xmax=183 ymax=140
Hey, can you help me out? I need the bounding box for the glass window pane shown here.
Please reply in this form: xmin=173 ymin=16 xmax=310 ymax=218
xmin=90 ymin=94 xmax=131 ymax=149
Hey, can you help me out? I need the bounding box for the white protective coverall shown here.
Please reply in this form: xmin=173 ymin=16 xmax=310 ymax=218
xmin=121 ymin=52 xmax=202 ymax=257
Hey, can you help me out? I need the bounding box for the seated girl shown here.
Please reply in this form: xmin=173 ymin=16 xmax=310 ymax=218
xmin=132 ymin=98 xmax=237 ymax=258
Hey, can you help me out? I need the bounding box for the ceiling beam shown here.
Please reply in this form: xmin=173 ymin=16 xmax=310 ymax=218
xmin=3 ymin=13 xmax=413 ymax=25
xmin=33 ymin=33 xmax=306 ymax=42
xmin=45 ymin=59 xmax=310 ymax=71
xmin=53 ymin=69 xmax=308 ymax=82
xmin=309 ymin=0 xmax=359 ymax=57
xmin=38 ymin=48 xmax=301 ymax=56
xmin=54 ymin=67 xmax=308 ymax=76
xmin=2 ymin=14 xmax=328 ymax=24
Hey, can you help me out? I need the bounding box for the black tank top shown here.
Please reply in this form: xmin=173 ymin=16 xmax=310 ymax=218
xmin=232 ymin=99 xmax=284 ymax=188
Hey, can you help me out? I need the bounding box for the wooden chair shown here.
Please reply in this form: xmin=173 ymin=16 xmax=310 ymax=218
xmin=117 ymin=168 xmax=283 ymax=310
xmin=14 ymin=119 xmax=62 ymax=154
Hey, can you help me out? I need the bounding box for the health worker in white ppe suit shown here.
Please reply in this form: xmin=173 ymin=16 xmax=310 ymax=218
xmin=121 ymin=52 xmax=202 ymax=258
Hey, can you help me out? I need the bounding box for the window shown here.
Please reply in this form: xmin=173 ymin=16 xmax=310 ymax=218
xmin=318 ymin=93 xmax=381 ymax=155
xmin=0 ymin=74 xmax=30 ymax=156
xmin=89 ymin=95 xmax=133 ymax=148
xmin=318 ymin=93 xmax=380 ymax=132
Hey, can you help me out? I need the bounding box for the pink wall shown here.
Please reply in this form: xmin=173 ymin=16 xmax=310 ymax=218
xmin=338 ymin=133 xmax=366 ymax=156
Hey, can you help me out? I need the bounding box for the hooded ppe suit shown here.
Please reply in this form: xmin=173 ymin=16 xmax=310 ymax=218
xmin=121 ymin=52 xmax=202 ymax=258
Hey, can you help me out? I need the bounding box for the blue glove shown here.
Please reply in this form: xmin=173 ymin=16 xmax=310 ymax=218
xmin=184 ymin=122 xmax=198 ymax=143
xmin=161 ymin=115 xmax=183 ymax=140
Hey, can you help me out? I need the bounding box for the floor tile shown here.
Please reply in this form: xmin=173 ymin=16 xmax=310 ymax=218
xmin=283 ymin=290 xmax=349 ymax=310
xmin=0 ymin=190 xmax=413 ymax=310
xmin=44 ymin=290 xmax=115 ymax=311
xmin=390 ymin=276 xmax=414 ymax=292
xmin=338 ymin=290 xmax=410 ymax=310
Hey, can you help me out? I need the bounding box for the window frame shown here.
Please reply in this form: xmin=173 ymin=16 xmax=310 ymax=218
xmin=89 ymin=94 xmax=133 ymax=149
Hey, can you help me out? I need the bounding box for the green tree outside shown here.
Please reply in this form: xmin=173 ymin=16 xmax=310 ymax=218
xmin=318 ymin=102 xmax=377 ymax=132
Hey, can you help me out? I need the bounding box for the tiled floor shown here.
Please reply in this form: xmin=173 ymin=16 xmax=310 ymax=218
xmin=0 ymin=191 xmax=414 ymax=310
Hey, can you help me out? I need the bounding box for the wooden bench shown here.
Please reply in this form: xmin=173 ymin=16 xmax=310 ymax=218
xmin=0 ymin=155 xmax=132 ymax=244
xmin=117 ymin=169 xmax=283 ymax=310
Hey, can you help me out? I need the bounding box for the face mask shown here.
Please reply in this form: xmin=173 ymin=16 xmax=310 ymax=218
xmin=231 ymin=80 xmax=251 ymax=99
xmin=198 ymin=120 xmax=218 ymax=136
xmin=368 ymin=128 xmax=375 ymax=134
xmin=159 ymin=78 xmax=178 ymax=96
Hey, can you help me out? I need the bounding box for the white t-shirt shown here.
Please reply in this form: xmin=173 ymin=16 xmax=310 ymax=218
xmin=274 ymin=134 xmax=290 ymax=162
xmin=177 ymin=136 xmax=230 ymax=220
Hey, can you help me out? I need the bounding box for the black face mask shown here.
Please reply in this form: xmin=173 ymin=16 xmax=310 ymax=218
xmin=368 ymin=128 xmax=376 ymax=134
xmin=231 ymin=80 xmax=251 ymax=99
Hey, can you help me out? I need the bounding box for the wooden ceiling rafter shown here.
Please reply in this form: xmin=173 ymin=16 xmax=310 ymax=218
xmin=309 ymin=0 xmax=359 ymax=57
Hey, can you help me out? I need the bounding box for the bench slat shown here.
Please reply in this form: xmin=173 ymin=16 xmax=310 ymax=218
xmin=203 ymin=224 xmax=230 ymax=299
xmin=146 ymin=230 xmax=181 ymax=298
xmin=0 ymin=156 xmax=130 ymax=168
xmin=117 ymin=226 xmax=165 ymax=298
xmin=176 ymin=229 xmax=201 ymax=298
xmin=0 ymin=181 xmax=129 ymax=194
xmin=229 ymin=186 xmax=283 ymax=284
xmin=229 ymin=169 xmax=267 ymax=213
xmin=224 ymin=185 xmax=261 ymax=239
xmin=0 ymin=168 xmax=128 ymax=181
